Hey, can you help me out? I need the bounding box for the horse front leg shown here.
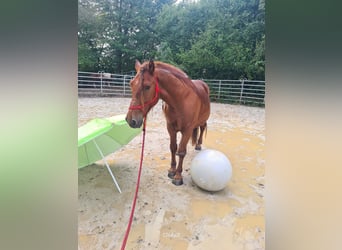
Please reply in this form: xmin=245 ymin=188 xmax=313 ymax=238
xmin=173 ymin=130 xmax=192 ymax=186
xmin=167 ymin=124 xmax=177 ymax=179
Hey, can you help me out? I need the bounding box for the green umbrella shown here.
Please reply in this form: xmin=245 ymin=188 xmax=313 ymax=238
xmin=78 ymin=114 xmax=141 ymax=193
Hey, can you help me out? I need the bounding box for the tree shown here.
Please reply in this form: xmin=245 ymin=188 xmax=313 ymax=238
xmin=78 ymin=0 xmax=108 ymax=71
xmin=155 ymin=0 xmax=265 ymax=80
xmin=78 ymin=0 xmax=265 ymax=80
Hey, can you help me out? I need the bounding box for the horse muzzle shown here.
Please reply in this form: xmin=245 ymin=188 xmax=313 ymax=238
xmin=125 ymin=113 xmax=143 ymax=128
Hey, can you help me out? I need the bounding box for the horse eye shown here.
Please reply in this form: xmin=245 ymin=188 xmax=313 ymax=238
xmin=143 ymin=85 xmax=151 ymax=91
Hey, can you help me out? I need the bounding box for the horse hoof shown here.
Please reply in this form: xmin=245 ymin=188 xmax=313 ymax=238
xmin=168 ymin=171 xmax=176 ymax=179
xmin=172 ymin=178 xmax=183 ymax=186
xmin=195 ymin=145 xmax=201 ymax=150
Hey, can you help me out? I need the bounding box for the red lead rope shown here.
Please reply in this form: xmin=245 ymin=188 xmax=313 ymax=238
xmin=120 ymin=117 xmax=147 ymax=250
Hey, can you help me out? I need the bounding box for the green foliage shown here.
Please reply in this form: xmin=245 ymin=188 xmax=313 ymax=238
xmin=78 ymin=0 xmax=265 ymax=80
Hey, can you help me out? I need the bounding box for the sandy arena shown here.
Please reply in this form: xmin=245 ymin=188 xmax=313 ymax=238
xmin=78 ymin=97 xmax=265 ymax=250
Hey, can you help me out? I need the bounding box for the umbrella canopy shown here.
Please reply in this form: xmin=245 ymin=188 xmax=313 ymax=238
xmin=78 ymin=114 xmax=141 ymax=168
xmin=78 ymin=114 xmax=141 ymax=193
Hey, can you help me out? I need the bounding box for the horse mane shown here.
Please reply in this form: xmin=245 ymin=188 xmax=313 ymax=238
xmin=154 ymin=61 xmax=189 ymax=79
xmin=141 ymin=61 xmax=201 ymax=93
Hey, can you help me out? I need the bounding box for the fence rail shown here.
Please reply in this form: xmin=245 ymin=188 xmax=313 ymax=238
xmin=78 ymin=71 xmax=265 ymax=106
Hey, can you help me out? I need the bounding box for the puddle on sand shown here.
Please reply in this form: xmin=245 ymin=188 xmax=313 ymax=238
xmin=78 ymin=234 xmax=97 ymax=249
xmin=79 ymin=126 xmax=264 ymax=250
xmin=190 ymin=199 xmax=234 ymax=221
xmin=125 ymin=127 xmax=264 ymax=250
xmin=186 ymin=127 xmax=265 ymax=249
xmin=160 ymin=220 xmax=191 ymax=249
xmin=204 ymin=128 xmax=265 ymax=199
xmin=187 ymin=223 xmax=236 ymax=250
xmin=124 ymin=223 xmax=145 ymax=249
xmin=235 ymin=214 xmax=265 ymax=233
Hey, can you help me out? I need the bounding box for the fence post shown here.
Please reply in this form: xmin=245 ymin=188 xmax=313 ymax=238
xmin=100 ymin=71 xmax=103 ymax=95
xmin=123 ymin=75 xmax=126 ymax=96
xmin=218 ymin=80 xmax=221 ymax=100
xmin=239 ymin=79 xmax=245 ymax=104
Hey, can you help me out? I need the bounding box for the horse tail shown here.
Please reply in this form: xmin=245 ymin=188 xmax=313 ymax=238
xmin=192 ymin=127 xmax=199 ymax=146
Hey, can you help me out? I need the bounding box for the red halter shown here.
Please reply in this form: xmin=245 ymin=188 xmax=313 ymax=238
xmin=129 ymin=77 xmax=160 ymax=111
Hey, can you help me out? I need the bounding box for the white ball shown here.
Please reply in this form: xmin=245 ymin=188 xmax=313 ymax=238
xmin=190 ymin=149 xmax=232 ymax=191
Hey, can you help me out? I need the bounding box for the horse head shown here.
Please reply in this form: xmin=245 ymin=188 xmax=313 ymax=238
xmin=125 ymin=59 xmax=160 ymax=128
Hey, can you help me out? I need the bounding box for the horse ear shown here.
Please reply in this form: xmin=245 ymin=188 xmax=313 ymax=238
xmin=148 ymin=59 xmax=155 ymax=74
xmin=135 ymin=60 xmax=141 ymax=72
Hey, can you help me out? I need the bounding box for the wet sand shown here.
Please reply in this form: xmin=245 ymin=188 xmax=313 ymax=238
xmin=78 ymin=97 xmax=265 ymax=250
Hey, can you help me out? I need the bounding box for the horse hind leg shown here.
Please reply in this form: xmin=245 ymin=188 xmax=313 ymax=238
xmin=195 ymin=123 xmax=207 ymax=150
xmin=192 ymin=127 xmax=203 ymax=150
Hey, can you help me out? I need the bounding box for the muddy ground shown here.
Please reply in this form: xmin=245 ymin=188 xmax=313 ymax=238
xmin=78 ymin=97 xmax=265 ymax=250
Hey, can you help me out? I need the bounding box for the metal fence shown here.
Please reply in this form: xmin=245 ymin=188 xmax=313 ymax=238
xmin=78 ymin=71 xmax=133 ymax=97
xmin=78 ymin=71 xmax=265 ymax=106
xmin=203 ymin=79 xmax=265 ymax=106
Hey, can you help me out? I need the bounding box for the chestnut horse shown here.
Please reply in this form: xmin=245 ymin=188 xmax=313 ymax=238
xmin=125 ymin=59 xmax=210 ymax=185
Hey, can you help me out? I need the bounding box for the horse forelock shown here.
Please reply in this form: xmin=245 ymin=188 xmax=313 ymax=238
xmin=130 ymin=68 xmax=145 ymax=100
